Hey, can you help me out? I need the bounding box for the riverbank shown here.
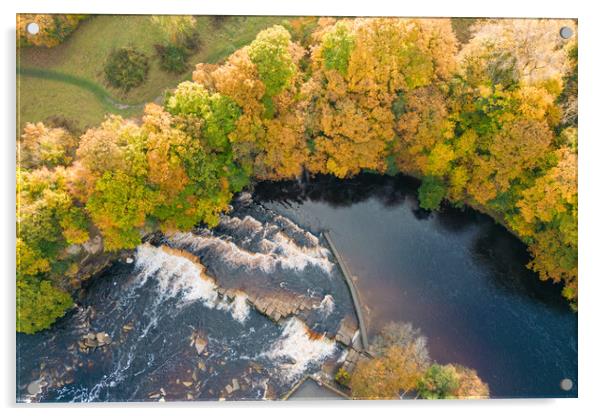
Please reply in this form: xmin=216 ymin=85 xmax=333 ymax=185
xmin=18 ymin=201 xmax=366 ymax=402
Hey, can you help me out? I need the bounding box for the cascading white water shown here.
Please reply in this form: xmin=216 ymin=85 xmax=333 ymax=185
xmin=315 ymin=294 xmax=335 ymax=317
xmin=262 ymin=318 xmax=338 ymax=380
xmin=133 ymin=244 xmax=250 ymax=324
xmin=169 ymin=225 xmax=333 ymax=275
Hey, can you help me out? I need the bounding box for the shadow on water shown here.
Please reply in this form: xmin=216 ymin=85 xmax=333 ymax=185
xmin=16 ymin=173 xmax=576 ymax=401
xmin=256 ymin=172 xmax=577 ymax=399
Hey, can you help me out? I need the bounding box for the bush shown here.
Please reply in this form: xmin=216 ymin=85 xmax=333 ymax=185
xmin=335 ymin=368 xmax=351 ymax=386
xmin=104 ymin=47 xmax=149 ymax=92
xmin=155 ymin=44 xmax=189 ymax=73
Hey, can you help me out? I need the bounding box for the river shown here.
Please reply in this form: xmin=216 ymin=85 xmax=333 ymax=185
xmin=16 ymin=174 xmax=577 ymax=401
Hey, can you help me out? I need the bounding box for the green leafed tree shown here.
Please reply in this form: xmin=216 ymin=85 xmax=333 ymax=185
xmin=17 ymin=277 xmax=72 ymax=334
xmin=418 ymin=176 xmax=447 ymax=210
xmin=320 ymin=21 xmax=355 ymax=75
xmin=417 ymin=364 xmax=460 ymax=399
xmin=248 ymin=25 xmax=296 ymax=97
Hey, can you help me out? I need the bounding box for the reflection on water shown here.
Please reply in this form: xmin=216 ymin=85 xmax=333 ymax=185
xmin=17 ymin=173 xmax=577 ymax=401
xmin=256 ymin=173 xmax=577 ymax=398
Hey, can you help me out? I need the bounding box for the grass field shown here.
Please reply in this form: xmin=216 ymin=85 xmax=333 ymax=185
xmin=17 ymin=15 xmax=287 ymax=134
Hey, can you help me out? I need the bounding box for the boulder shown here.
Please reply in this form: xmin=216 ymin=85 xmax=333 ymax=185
xmin=194 ymin=336 xmax=207 ymax=355
xmin=27 ymin=380 xmax=42 ymax=395
xmin=84 ymin=337 xmax=98 ymax=348
xmin=96 ymin=332 xmax=112 ymax=345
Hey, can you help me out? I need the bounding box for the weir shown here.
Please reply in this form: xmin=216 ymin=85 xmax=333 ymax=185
xmin=322 ymin=231 xmax=369 ymax=351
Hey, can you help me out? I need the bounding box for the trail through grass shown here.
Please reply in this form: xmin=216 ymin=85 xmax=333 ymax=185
xmin=17 ymin=15 xmax=287 ymax=135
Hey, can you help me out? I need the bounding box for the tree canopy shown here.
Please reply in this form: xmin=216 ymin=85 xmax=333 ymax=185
xmin=17 ymin=18 xmax=579 ymax=333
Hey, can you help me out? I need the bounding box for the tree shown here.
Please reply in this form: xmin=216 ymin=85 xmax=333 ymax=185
xmin=72 ymin=115 xmax=146 ymax=201
xmin=350 ymin=344 xmax=430 ymax=399
xmin=509 ymin=147 xmax=578 ymax=303
xmin=86 ymin=171 xmax=155 ymax=251
xmin=17 ymin=277 xmax=72 ymax=334
xmin=418 ymin=176 xmax=447 ymax=211
xmin=248 ymin=25 xmax=296 ymax=97
xmin=417 ymin=364 xmax=460 ymax=399
xmin=350 ymin=322 xmax=430 ymax=399
xmin=202 ymin=26 xmax=309 ymax=180
xmin=17 ymin=167 xmax=90 ymax=277
xmin=307 ymin=18 xmax=457 ymax=178
xmin=16 ymin=167 xmax=85 ymax=334
xmin=417 ymin=363 xmax=489 ymax=399
xmin=19 ymin=122 xmax=78 ymax=169
xmin=458 ymin=19 xmax=576 ymax=86
xmin=144 ymin=102 xmax=239 ymax=230
xmin=151 ymin=15 xmax=198 ymax=48
xmin=166 ymin=82 xmax=241 ymax=152
xmin=17 ymin=14 xmax=87 ymax=48
xmin=318 ymin=21 xmax=355 ymax=75
xmin=454 ymin=365 xmax=490 ymax=399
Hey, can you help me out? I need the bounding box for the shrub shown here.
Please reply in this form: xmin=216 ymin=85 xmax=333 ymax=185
xmin=335 ymin=368 xmax=351 ymax=386
xmin=155 ymin=44 xmax=189 ymax=73
xmin=104 ymin=47 xmax=149 ymax=92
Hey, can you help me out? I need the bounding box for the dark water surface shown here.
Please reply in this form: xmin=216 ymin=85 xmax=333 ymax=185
xmin=17 ymin=174 xmax=577 ymax=401
xmin=256 ymin=174 xmax=578 ymax=399
xmin=17 ymin=204 xmax=351 ymax=402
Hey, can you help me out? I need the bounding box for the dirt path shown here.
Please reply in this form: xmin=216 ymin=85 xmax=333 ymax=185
xmin=17 ymin=66 xmax=163 ymax=116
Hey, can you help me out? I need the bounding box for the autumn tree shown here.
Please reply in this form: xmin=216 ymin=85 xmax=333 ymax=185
xmin=17 ymin=277 xmax=72 ymax=334
xmin=307 ymin=18 xmax=458 ymax=178
xmin=201 ymin=25 xmax=309 ymax=180
xmin=151 ymin=15 xmax=198 ymax=47
xmin=350 ymin=322 xmax=430 ymax=399
xmin=417 ymin=363 xmax=489 ymax=399
xmin=17 ymin=167 xmax=88 ymax=333
xmin=509 ymin=146 xmax=578 ymax=302
xmin=18 ymin=167 xmax=90 ymax=275
xmin=248 ymin=25 xmax=297 ymax=98
xmin=417 ymin=364 xmax=460 ymax=399
xmin=458 ymin=19 xmax=576 ymax=86
xmin=73 ymin=116 xmax=155 ymax=250
xmin=19 ymin=122 xmax=79 ymax=169
xmin=454 ymin=365 xmax=490 ymax=399
xmin=147 ymin=100 xmax=239 ymax=230
xmin=17 ymin=14 xmax=87 ymax=48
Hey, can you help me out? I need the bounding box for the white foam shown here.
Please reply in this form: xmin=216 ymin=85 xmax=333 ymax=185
xmin=273 ymin=214 xmax=321 ymax=246
xmin=134 ymin=244 xmax=218 ymax=307
xmin=170 ymin=230 xmax=333 ymax=275
xmin=219 ymin=215 xmax=264 ymax=236
xmin=316 ymin=294 xmax=335 ymax=317
xmin=263 ymin=318 xmax=337 ymax=380
xmin=217 ymin=293 xmax=251 ymax=324
xmin=133 ymin=244 xmax=249 ymax=323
